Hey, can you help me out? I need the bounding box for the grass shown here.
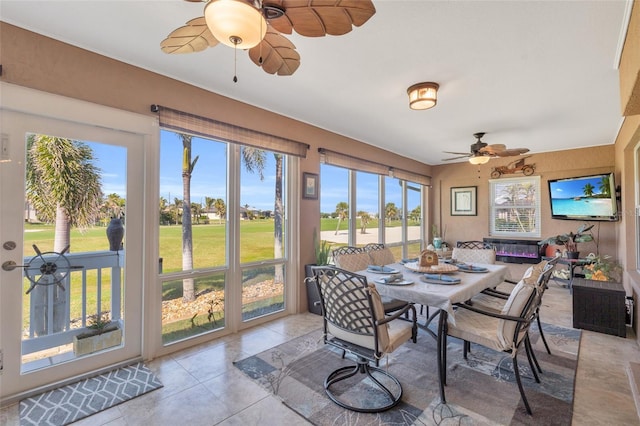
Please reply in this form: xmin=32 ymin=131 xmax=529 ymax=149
xmin=22 ymin=219 xmax=419 ymax=342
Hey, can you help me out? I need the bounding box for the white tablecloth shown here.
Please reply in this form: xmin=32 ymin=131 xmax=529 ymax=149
xmin=359 ymin=262 xmax=511 ymax=321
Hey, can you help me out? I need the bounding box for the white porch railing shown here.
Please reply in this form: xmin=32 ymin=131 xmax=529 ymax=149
xmin=21 ymin=250 xmax=123 ymax=356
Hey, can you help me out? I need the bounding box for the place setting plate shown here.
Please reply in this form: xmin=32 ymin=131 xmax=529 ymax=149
xmin=374 ymin=278 xmax=414 ymax=286
xmin=366 ymin=267 xmax=401 ymax=274
xmin=455 ymin=264 xmax=490 ymax=273
xmin=420 ymin=275 xmax=462 ymax=285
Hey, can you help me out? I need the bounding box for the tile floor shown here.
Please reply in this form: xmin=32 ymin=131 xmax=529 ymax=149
xmin=2 ymin=265 xmax=640 ymax=425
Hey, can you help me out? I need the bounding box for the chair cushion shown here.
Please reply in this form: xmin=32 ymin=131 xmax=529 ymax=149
xmin=497 ymin=279 xmax=535 ymax=348
xmin=451 ymin=247 xmax=496 ymax=264
xmin=333 ymin=252 xmax=371 ymax=272
xmin=368 ymin=248 xmax=396 ymax=266
xmin=370 ymin=285 xmax=413 ymax=353
xmin=447 ymin=309 xmax=506 ymax=352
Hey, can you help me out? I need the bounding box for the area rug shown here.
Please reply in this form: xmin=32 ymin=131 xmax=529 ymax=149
xmin=19 ymin=361 xmax=163 ymax=426
xmin=234 ymin=322 xmax=580 ymax=425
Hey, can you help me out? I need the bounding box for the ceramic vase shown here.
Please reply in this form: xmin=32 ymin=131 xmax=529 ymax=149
xmin=106 ymin=218 xmax=124 ymax=251
xmin=433 ymin=237 xmax=443 ymax=249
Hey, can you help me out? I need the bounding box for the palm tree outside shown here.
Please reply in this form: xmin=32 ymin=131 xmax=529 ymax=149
xmin=334 ymin=201 xmax=348 ymax=235
xmin=26 ymin=134 xmax=103 ymax=334
xmin=241 ymin=147 xmax=285 ymax=282
xmin=179 ymin=133 xmax=199 ymax=302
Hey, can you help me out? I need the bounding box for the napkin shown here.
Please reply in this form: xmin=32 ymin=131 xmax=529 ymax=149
xmin=400 ymin=257 xmax=419 ymax=264
xmin=457 ymin=264 xmax=488 ymax=272
xmin=423 ymin=273 xmax=460 ymax=283
xmin=367 ymin=265 xmax=396 ymax=272
xmin=380 ymin=273 xmax=404 ymax=283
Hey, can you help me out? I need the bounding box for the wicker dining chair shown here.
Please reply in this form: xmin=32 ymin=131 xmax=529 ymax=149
xmin=471 ymin=257 xmax=559 ymax=355
xmin=313 ymin=266 xmax=417 ymax=412
xmin=438 ymin=262 xmax=555 ymax=415
xmin=332 ymin=249 xmax=410 ymax=315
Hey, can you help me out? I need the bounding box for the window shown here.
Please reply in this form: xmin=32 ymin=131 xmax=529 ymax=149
xmin=355 ymin=171 xmax=379 ymax=246
xmin=320 ymin=163 xmax=426 ymax=257
xmin=158 ymin=130 xmax=295 ymax=344
xmin=489 ymin=176 xmax=541 ymax=238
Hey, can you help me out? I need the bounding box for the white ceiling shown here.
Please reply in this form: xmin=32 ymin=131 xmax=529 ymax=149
xmin=0 ymin=0 xmax=631 ymax=165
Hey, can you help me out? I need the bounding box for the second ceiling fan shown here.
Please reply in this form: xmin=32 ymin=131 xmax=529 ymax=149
xmin=442 ymin=132 xmax=530 ymax=164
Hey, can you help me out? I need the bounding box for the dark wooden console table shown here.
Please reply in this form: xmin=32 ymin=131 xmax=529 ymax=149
xmin=572 ymin=277 xmax=626 ymax=337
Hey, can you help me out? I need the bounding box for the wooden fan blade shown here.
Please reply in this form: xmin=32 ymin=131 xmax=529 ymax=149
xmin=479 ymin=144 xmax=506 ymax=154
xmin=266 ymin=0 xmax=376 ymax=37
xmin=161 ymin=17 xmax=219 ymax=54
xmin=248 ymin=29 xmax=300 ymax=76
xmin=443 ymin=151 xmax=471 ymax=156
xmin=494 ymin=148 xmax=530 ymax=156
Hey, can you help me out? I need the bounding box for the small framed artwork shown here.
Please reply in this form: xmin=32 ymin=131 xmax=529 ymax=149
xmin=451 ymin=186 xmax=477 ymax=216
xmin=302 ymin=172 xmax=319 ymax=199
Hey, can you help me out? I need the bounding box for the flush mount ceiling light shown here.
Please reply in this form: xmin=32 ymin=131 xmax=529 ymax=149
xmin=468 ymin=155 xmax=491 ymax=165
xmin=204 ymin=0 xmax=267 ymax=49
xmin=407 ymin=82 xmax=439 ymax=110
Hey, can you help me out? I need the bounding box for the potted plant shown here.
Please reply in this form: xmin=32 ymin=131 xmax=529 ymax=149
xmin=304 ymin=230 xmax=332 ymax=315
xmin=583 ymin=254 xmax=623 ymax=283
xmin=538 ymin=223 xmax=594 ymax=259
xmin=73 ymin=313 xmax=122 ymax=356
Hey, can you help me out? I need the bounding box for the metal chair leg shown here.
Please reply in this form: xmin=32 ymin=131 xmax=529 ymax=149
xmin=525 ymin=334 xmax=543 ymax=374
xmin=524 ymin=337 xmax=541 ymax=383
xmin=437 ymin=312 xmax=447 ymax=402
xmin=536 ymin=314 xmax=551 ymax=355
xmin=512 ymin=355 xmax=533 ymax=415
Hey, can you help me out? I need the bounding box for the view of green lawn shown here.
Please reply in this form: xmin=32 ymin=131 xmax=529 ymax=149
xmin=22 ymin=218 xmax=416 ymax=337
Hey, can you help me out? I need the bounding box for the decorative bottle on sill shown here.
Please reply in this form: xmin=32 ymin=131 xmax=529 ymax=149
xmin=433 ymin=237 xmax=443 ymax=249
xmin=106 ymin=218 xmax=124 ymax=251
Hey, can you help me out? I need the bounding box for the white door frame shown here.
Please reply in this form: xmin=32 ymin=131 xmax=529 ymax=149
xmin=0 ymin=83 xmax=157 ymax=404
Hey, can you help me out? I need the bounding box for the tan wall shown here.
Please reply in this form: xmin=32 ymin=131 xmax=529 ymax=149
xmin=620 ymin=1 xmax=640 ymax=116
xmin=430 ymin=145 xmax=618 ymax=257
xmin=0 ymin=22 xmax=432 ymax=313
xmin=615 ymin=1 xmax=640 ymax=338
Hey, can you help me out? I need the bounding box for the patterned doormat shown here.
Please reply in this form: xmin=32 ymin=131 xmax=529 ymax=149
xmin=19 ymin=361 xmax=163 ymax=426
xmin=234 ymin=323 xmax=580 ymax=425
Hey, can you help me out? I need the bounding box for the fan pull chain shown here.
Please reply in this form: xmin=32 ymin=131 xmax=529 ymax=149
xmin=233 ymin=44 xmax=238 ymax=83
xmin=258 ymin=13 xmax=264 ymax=65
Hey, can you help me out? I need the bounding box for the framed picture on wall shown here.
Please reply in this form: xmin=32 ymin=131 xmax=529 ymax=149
xmin=302 ymin=172 xmax=318 ymax=199
xmin=451 ymin=186 xmax=477 ymax=216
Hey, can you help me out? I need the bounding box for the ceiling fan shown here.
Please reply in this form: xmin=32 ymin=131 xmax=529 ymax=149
xmin=442 ymin=132 xmax=530 ymax=164
xmin=160 ymin=0 xmax=376 ymax=77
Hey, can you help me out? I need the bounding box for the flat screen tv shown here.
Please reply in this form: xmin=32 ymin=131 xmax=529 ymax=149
xmin=548 ymin=172 xmax=618 ymax=221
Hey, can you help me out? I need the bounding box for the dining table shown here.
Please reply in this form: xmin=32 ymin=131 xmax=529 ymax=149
xmin=358 ymin=261 xmax=512 ymax=404
xmin=358 ymin=261 xmax=511 ymax=327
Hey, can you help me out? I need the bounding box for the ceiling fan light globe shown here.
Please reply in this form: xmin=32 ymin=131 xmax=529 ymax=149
xmin=469 ymin=156 xmax=491 ymax=165
xmin=205 ymin=0 xmax=267 ymax=49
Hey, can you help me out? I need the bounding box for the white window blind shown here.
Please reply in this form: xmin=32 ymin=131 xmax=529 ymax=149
xmin=489 ymin=176 xmax=541 ymax=238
